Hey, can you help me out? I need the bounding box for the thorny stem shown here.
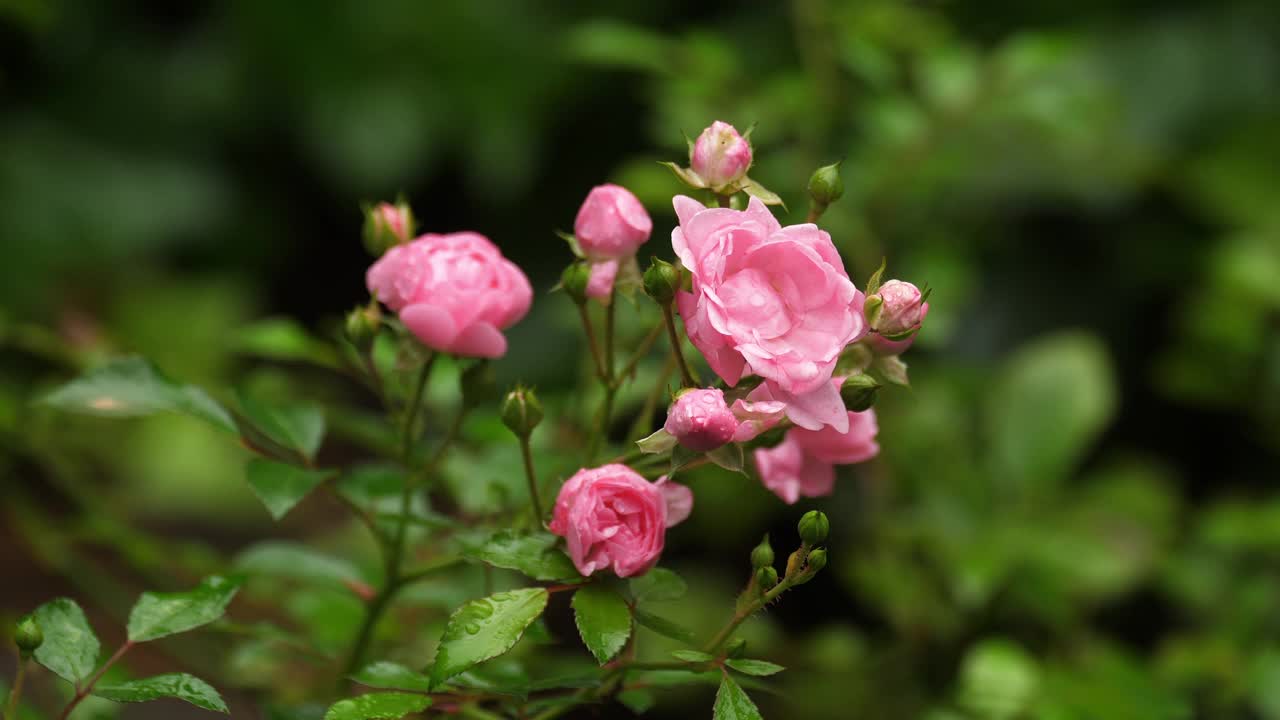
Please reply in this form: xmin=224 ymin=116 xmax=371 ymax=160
xmin=661 ymin=304 xmax=698 ymax=388
xmin=702 ymin=573 xmax=801 ymax=654
xmin=612 ymin=322 xmax=665 ymax=389
xmin=58 ymin=641 xmax=133 ymax=720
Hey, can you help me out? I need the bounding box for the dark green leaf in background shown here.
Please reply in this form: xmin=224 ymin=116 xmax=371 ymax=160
xmin=323 ymin=693 xmax=431 ymax=720
xmin=41 ymin=356 xmax=234 ymax=432
xmin=245 ymin=458 xmax=334 ymax=520
xmin=462 ymin=529 xmax=582 ymax=582
xmin=127 ymin=575 xmax=240 ymax=642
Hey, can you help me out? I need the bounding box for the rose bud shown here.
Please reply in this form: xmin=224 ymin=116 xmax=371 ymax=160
xmin=366 ymin=232 xmax=532 ymax=358
xmin=751 ymin=534 xmax=775 ymax=569
xmin=561 ymin=261 xmax=591 ymax=305
xmin=501 ymin=386 xmax=543 ymax=438
xmin=691 ymin=121 xmax=752 ymax=189
xmin=807 ymin=161 xmax=845 ymax=208
xmin=14 ymin=615 xmax=42 ymax=658
xmin=573 ymin=184 xmax=652 ymax=299
xmin=839 ymin=373 xmax=881 ymax=412
xmin=362 ymin=200 xmax=415 ymax=256
xmin=643 ymin=257 xmax=680 ymax=306
xmin=755 ymin=565 xmax=779 ymax=590
xmin=798 ymin=510 xmax=830 ymax=546
xmin=663 ymin=388 xmax=738 ymax=452
xmin=344 ymin=303 xmax=381 ymax=352
xmin=549 ymin=465 xmax=692 ymax=578
xmin=868 ymin=280 xmax=927 ymax=338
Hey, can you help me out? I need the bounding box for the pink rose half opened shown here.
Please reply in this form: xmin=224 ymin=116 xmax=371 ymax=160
xmin=549 ymin=464 xmax=692 ymax=578
xmin=574 ymin=184 xmax=653 ymax=300
xmin=672 ymin=195 xmax=867 ymax=433
xmin=754 ymin=409 xmax=879 ymax=504
xmin=366 ymin=232 xmax=532 ymax=358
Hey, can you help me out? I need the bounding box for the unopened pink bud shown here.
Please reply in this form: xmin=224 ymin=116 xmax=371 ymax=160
xmin=664 ymin=388 xmax=738 ymax=452
xmin=870 ymin=280 xmax=927 ymax=337
xmin=691 ymin=121 xmax=752 ymax=189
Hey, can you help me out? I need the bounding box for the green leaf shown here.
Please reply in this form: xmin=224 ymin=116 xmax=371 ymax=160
xmin=323 ymin=693 xmax=431 ymax=720
xmin=237 ymin=391 xmax=326 ymax=461
xmin=572 ymin=584 xmax=633 ymax=664
xmin=864 ymin=257 xmax=888 ymax=296
xmin=659 ymin=161 xmax=708 ymax=189
xmin=127 ymin=575 xmax=240 ymax=642
xmin=245 ymin=458 xmax=334 ymax=520
xmin=617 ymin=688 xmax=656 ymax=714
xmin=670 ymin=444 xmax=701 ymax=473
xmin=95 ymin=673 xmax=229 ymax=713
xmin=635 ymin=428 xmax=677 ymax=454
xmin=706 ymin=444 xmax=745 ymax=473
xmin=235 ymin=542 xmax=365 ymax=587
xmin=672 ymin=650 xmax=714 ymax=663
xmin=714 ymin=672 xmax=764 ymax=720
xmin=725 ymin=659 xmax=785 ymax=677
xmin=630 ymin=568 xmax=687 ymax=603
xmin=234 ymin=318 xmax=339 ymax=368
xmin=739 ymin=177 xmax=784 ymax=208
xmin=957 ymin=639 xmax=1039 ymax=720
xmin=40 ymin=356 xmax=234 ymax=433
xmin=988 ymin=333 xmax=1116 ymax=489
xmin=32 ymin=598 xmax=100 ymax=684
xmin=430 ymin=588 xmax=549 ymax=688
xmin=351 ymin=662 xmax=432 ymax=692
xmin=461 ymin=530 xmax=582 ymax=582
xmin=555 ymin=230 xmax=585 ymax=259
xmin=633 ymin=609 xmax=696 ymax=644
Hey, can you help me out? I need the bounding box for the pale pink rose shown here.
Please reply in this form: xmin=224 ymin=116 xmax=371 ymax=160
xmin=793 ymin=409 xmax=880 ymax=464
xmin=664 ymin=388 xmax=738 ymax=451
xmin=729 ymin=384 xmax=788 ymax=442
xmin=865 ymin=281 xmax=929 ymax=354
xmin=691 ymin=121 xmax=752 ymax=189
xmin=672 ymin=195 xmax=867 ymax=432
xmin=752 ymin=408 xmax=879 ymax=504
xmin=752 ymin=436 xmax=834 ymax=505
xmin=549 ymin=464 xmax=691 ymax=578
xmin=573 ymin=185 xmax=651 ymax=299
xmin=366 ymin=232 xmax=532 ymax=358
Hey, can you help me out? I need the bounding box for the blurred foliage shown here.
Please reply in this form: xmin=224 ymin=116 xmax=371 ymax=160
xmin=3 ymin=0 xmax=1280 ymax=718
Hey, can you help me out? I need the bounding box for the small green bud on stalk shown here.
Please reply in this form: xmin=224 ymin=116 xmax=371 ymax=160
xmin=561 ymin=262 xmax=591 ymax=305
xmin=839 ymin=373 xmax=881 ymax=412
xmin=344 ymin=303 xmax=382 ymax=351
xmin=643 ymin=257 xmax=680 ymax=306
xmin=751 ymin=534 xmax=775 ymax=569
xmin=755 ymin=565 xmax=778 ymax=590
xmin=461 ymin=361 xmax=498 ymax=409
xmin=362 ymin=199 xmax=415 ymax=257
xmin=726 ymin=638 xmax=748 ymax=659
xmin=807 ymin=162 xmax=844 ymax=207
xmin=501 ymin=386 xmax=543 ymax=438
xmin=14 ymin=615 xmax=42 ymax=658
xmin=807 ymin=548 xmax=828 ymax=573
xmin=798 ymin=510 xmax=830 ymax=546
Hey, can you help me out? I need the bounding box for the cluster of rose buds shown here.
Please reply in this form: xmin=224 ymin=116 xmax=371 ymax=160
xmin=354 ymin=120 xmax=929 ymax=578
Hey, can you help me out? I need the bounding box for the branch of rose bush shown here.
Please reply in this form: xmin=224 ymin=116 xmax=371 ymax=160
xmin=57 ymin=640 xmax=133 ymax=720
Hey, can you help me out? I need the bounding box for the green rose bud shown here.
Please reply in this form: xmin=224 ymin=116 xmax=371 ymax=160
xmin=798 ymin=510 xmax=830 ymax=546
xmin=751 ymin=534 xmax=775 ymax=569
xmin=726 ymin=637 xmax=748 ymax=659
xmin=807 ymin=162 xmax=844 ymax=208
xmin=461 ymin=361 xmax=499 ymax=409
xmin=839 ymin=373 xmax=881 ymax=412
xmin=642 ymin=257 xmax=680 ymax=306
xmin=561 ymin=262 xmax=591 ymax=305
xmin=344 ymin=303 xmax=382 ymax=352
xmin=14 ymin=615 xmax=42 ymax=658
xmin=806 ymin=548 xmax=828 ymax=573
xmin=501 ymin=386 xmax=543 ymax=438
xmin=755 ymin=565 xmax=778 ymax=590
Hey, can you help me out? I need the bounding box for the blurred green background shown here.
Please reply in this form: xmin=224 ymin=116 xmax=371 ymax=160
xmin=3 ymin=0 xmax=1280 ymax=718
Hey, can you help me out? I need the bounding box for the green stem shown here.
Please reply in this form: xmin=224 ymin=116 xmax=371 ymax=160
xmin=577 ymin=304 xmax=607 ymax=383
xmin=401 ymin=354 xmax=437 ymax=461
xmin=341 ymin=582 xmax=399 ymax=681
xmin=661 ymin=304 xmax=698 ymax=388
xmin=519 ymin=433 xmax=544 ymax=523
xmin=58 ymin=641 xmax=133 ymax=720
xmin=457 ymin=705 xmax=506 ymax=720
xmin=626 ymin=351 xmax=676 ymax=444
xmin=5 ymin=658 xmax=28 ymax=720
xmin=702 ymin=577 xmax=797 ymax=654
xmin=612 ymin=323 xmax=665 ymax=388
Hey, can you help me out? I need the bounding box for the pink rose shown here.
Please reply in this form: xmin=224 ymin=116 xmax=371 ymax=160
xmin=752 ymin=409 xmax=879 ymax=504
xmin=691 ymin=121 xmax=752 ymax=189
xmin=573 ymin=184 xmax=651 ymax=299
xmin=366 ymin=232 xmax=532 ymax=358
xmin=672 ymin=195 xmax=867 ymax=432
xmin=664 ymin=388 xmax=738 ymax=451
xmin=549 ymin=464 xmax=691 ymax=578
xmin=729 ymin=384 xmax=788 ymax=442
xmin=374 ymin=203 xmax=411 ymax=243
